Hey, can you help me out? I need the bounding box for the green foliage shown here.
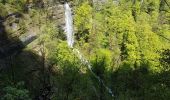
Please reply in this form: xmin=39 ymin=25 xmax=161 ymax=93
xmin=74 ymin=2 xmax=92 ymax=42
xmin=48 ymin=41 xmax=77 ymax=64
xmin=91 ymin=49 xmax=113 ymax=71
xmin=1 ymin=82 xmax=31 ymax=100
xmin=0 ymin=0 xmax=26 ymax=11
xmin=0 ymin=0 xmax=170 ymax=99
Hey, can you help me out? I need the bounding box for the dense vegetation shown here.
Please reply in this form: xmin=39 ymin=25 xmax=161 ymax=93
xmin=0 ymin=0 xmax=170 ymax=100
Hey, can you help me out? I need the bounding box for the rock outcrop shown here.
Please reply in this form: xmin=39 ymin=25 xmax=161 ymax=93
xmin=0 ymin=0 xmax=71 ymax=69
xmin=47 ymin=0 xmax=74 ymax=29
xmin=48 ymin=3 xmax=65 ymax=28
xmin=0 ymin=12 xmax=37 ymax=73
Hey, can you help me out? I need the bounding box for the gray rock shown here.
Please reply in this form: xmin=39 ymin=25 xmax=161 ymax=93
xmin=19 ymin=32 xmax=37 ymax=46
xmin=0 ymin=32 xmax=37 ymax=59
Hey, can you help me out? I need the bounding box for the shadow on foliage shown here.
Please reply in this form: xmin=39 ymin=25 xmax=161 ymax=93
xmin=1 ymin=12 xmax=170 ymax=99
xmin=111 ymin=60 xmax=170 ymax=100
xmin=0 ymin=14 xmax=51 ymax=100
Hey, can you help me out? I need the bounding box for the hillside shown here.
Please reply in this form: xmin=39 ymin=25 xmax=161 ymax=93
xmin=0 ymin=0 xmax=170 ymax=100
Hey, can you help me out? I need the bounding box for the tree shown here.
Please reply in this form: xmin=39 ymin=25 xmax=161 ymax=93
xmin=74 ymin=2 xmax=92 ymax=42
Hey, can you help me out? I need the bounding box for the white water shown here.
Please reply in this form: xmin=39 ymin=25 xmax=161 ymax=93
xmin=64 ymin=3 xmax=74 ymax=48
xmin=64 ymin=3 xmax=114 ymax=97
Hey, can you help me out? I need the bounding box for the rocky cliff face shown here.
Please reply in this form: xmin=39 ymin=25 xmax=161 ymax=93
xmin=0 ymin=4 xmax=38 ymax=70
xmin=26 ymin=0 xmax=74 ymax=29
xmin=0 ymin=0 xmax=69 ymax=64
xmin=26 ymin=0 xmax=70 ymax=28
xmin=47 ymin=0 xmax=74 ymax=29
xmin=0 ymin=12 xmax=37 ymax=56
xmin=48 ymin=3 xmax=65 ymax=28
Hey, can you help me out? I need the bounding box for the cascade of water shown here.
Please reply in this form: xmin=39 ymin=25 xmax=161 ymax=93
xmin=64 ymin=2 xmax=114 ymax=98
xmin=73 ymin=49 xmax=114 ymax=97
xmin=64 ymin=3 xmax=74 ymax=48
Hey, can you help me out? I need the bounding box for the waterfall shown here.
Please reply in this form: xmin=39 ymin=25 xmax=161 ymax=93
xmin=64 ymin=2 xmax=114 ymax=97
xmin=73 ymin=49 xmax=114 ymax=97
xmin=64 ymin=3 xmax=74 ymax=48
